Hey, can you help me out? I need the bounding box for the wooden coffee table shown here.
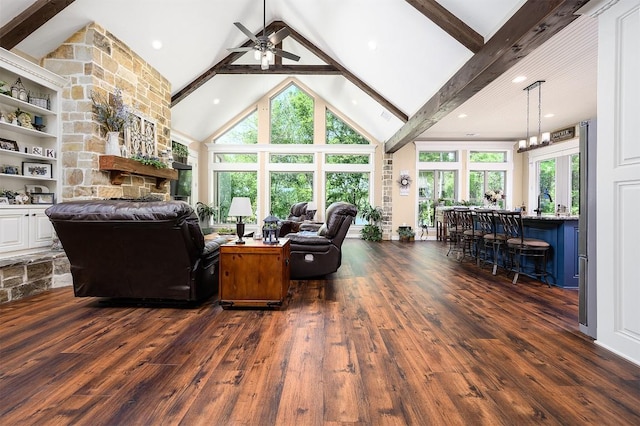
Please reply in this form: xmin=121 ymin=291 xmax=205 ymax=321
xmin=219 ymin=238 xmax=291 ymax=308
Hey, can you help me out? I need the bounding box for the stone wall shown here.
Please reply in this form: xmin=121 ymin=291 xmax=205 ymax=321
xmin=0 ymin=251 xmax=71 ymax=303
xmin=382 ymin=153 xmax=393 ymax=240
xmin=41 ymin=22 xmax=172 ymax=201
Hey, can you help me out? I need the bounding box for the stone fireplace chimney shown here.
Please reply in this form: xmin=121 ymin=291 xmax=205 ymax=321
xmin=41 ymin=23 xmax=172 ymax=201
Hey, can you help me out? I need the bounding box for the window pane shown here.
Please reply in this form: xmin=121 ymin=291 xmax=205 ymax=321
xmin=438 ymin=171 xmax=456 ymax=201
xmin=470 ymin=151 xmax=506 ymax=162
xmin=214 ymin=171 xmax=257 ymax=224
xmin=325 ymin=154 xmax=369 ymax=164
xmin=418 ymin=171 xmax=434 ymax=199
xmin=418 ymin=151 xmax=457 ymax=162
xmin=214 ymin=153 xmax=257 ymax=163
xmin=539 ymin=158 xmax=556 ymax=214
xmin=270 ymin=154 xmax=314 ymax=163
xmin=571 ymin=153 xmax=580 ymax=215
xmin=469 ymin=171 xmax=485 ymax=203
xmin=325 ymin=172 xmax=369 ymax=225
xmin=270 ymin=85 xmax=314 ymax=144
xmin=326 ymin=109 xmax=368 ymax=144
xmin=270 ymin=172 xmax=313 ymax=219
xmin=215 ymin=110 xmax=258 ymax=144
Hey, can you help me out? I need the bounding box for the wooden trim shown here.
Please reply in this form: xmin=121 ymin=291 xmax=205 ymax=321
xmin=384 ymin=0 xmax=590 ymax=153
xmin=0 ymin=0 xmax=76 ymax=50
xmin=404 ymin=0 xmax=484 ymax=53
xmin=99 ymin=155 xmax=178 ymax=190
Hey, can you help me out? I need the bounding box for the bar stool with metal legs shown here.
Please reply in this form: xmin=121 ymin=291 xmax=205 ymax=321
xmin=475 ymin=209 xmax=506 ymax=274
xmin=459 ymin=209 xmax=484 ymax=262
xmin=444 ymin=208 xmax=463 ymax=257
xmin=497 ymin=211 xmax=551 ymax=286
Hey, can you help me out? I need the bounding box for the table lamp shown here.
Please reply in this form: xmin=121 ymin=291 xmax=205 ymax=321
xmin=228 ymin=197 xmax=253 ymax=244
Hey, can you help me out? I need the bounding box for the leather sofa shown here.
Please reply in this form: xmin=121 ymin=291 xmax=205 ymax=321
xmin=46 ymin=200 xmax=228 ymax=302
xmin=286 ymin=201 xmax=357 ymax=279
xmin=278 ymin=201 xmax=309 ymax=237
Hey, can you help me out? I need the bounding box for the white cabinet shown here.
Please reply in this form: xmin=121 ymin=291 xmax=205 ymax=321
xmin=0 ymin=47 xmax=66 ymax=201
xmin=0 ymin=206 xmax=53 ymax=256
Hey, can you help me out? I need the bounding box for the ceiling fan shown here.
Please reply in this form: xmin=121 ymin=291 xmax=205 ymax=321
xmin=227 ymin=0 xmax=301 ymax=70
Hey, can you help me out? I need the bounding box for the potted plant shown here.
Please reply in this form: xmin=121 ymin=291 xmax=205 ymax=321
xmin=171 ymin=141 xmax=189 ymax=163
xmin=360 ymin=204 xmax=383 ymax=242
xmin=195 ymin=202 xmax=217 ymax=234
xmin=397 ymin=226 xmax=415 ymax=242
xmin=90 ymin=87 xmax=133 ymax=156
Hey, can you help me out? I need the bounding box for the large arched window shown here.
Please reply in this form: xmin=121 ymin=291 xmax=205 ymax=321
xmin=210 ymin=79 xmax=376 ymax=230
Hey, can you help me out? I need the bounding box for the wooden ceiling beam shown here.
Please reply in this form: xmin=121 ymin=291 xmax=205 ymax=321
xmin=217 ymin=65 xmax=341 ymax=75
xmin=172 ymin=20 xmax=408 ymax=123
xmin=0 ymin=0 xmax=76 ymax=50
xmin=384 ymin=0 xmax=589 ymax=153
xmin=405 ymin=0 xmax=484 ymax=53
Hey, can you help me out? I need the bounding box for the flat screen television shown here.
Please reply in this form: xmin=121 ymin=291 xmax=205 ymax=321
xmin=170 ymin=161 xmax=192 ymax=200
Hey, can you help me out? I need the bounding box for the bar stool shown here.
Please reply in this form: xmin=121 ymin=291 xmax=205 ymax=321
xmin=444 ymin=209 xmax=463 ymax=257
xmin=475 ymin=209 xmax=506 ymax=274
xmin=459 ymin=209 xmax=483 ymax=262
xmin=497 ymin=211 xmax=551 ymax=286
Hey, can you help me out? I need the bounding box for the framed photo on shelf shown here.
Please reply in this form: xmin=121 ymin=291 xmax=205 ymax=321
xmin=30 ymin=193 xmax=55 ymax=205
xmin=22 ymin=162 xmax=52 ymax=179
xmin=0 ymin=137 xmax=19 ymax=151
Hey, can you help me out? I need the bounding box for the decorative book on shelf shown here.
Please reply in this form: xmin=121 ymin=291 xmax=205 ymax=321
xmin=99 ymin=155 xmax=178 ymax=189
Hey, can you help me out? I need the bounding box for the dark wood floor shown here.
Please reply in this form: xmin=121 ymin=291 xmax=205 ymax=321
xmin=1 ymin=240 xmax=639 ymax=425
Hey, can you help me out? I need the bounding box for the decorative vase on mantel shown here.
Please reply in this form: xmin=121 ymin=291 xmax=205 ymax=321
xmin=105 ymin=131 xmax=121 ymax=156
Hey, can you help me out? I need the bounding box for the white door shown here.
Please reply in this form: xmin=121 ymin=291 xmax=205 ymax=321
xmin=591 ymin=0 xmax=640 ymax=366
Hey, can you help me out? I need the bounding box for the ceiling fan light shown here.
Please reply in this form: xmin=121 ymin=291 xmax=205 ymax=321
xmin=254 ymin=49 xmax=261 ymax=61
xmin=266 ymin=50 xmax=274 ymax=61
xmin=261 ymin=54 xmax=269 ymax=70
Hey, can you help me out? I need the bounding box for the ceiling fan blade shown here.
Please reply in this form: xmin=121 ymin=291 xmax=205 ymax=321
xmin=274 ymin=48 xmax=300 ymax=62
xmin=227 ymin=47 xmax=255 ymax=52
xmin=269 ymin=27 xmax=290 ymax=45
xmin=234 ymin=22 xmax=259 ymax=43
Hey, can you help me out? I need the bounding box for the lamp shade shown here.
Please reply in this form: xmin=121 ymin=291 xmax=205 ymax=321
xmin=228 ymin=197 xmax=252 ymax=218
xmin=306 ymin=201 xmax=317 ymax=211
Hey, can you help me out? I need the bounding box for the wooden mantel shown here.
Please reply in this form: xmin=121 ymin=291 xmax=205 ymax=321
xmin=99 ymin=156 xmax=178 ymax=189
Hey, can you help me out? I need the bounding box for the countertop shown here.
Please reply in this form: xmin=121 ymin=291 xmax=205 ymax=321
xmin=522 ymin=215 xmax=579 ymax=221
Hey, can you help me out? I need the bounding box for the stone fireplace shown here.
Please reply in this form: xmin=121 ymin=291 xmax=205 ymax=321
xmin=41 ymin=22 xmax=172 ymax=201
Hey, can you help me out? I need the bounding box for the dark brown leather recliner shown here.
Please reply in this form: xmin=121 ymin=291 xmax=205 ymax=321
xmin=278 ymin=202 xmax=309 ymax=237
xmin=286 ymin=201 xmax=357 ymax=279
xmin=46 ymin=200 xmax=228 ymax=302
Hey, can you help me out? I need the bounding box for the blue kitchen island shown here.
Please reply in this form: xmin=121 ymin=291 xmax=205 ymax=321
xmin=521 ymin=215 xmax=579 ymax=288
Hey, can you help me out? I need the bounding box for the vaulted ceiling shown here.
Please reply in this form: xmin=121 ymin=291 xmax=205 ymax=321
xmin=0 ymin=0 xmax=595 ymax=152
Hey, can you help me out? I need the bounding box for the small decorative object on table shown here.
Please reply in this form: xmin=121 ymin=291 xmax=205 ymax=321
xmin=262 ymin=213 xmax=281 ymax=244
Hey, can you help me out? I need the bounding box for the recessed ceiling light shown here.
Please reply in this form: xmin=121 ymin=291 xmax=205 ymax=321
xmin=512 ymin=75 xmax=526 ymax=83
xmin=368 ymin=40 xmax=377 ymax=51
xmin=544 ymin=113 xmax=554 ymax=118
xmin=213 ymin=98 xmax=220 ymax=105
xmin=458 ymin=113 xmax=468 ymax=118
xmin=151 ymin=40 xmax=163 ymax=50
xmin=352 ymin=99 xmax=358 ymax=105
xmin=466 ymin=133 xmax=478 ymax=137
